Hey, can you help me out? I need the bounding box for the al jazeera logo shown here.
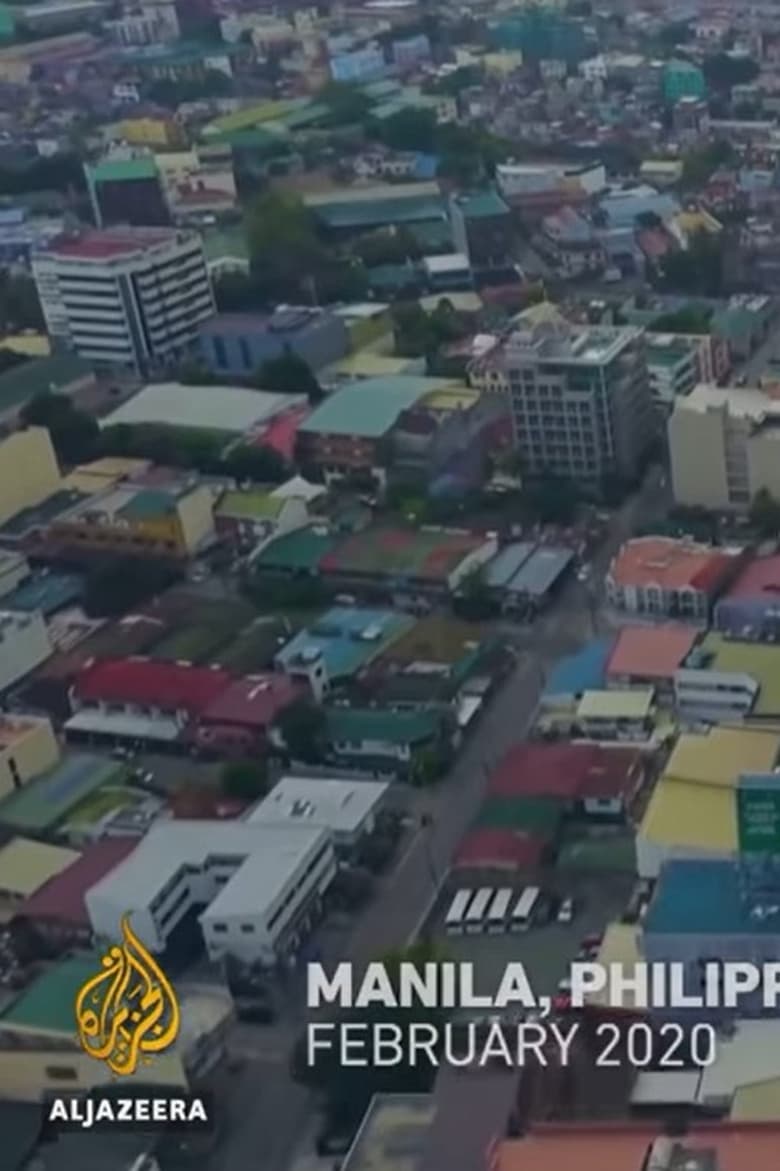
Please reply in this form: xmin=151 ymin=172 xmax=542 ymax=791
xmin=45 ymin=915 xmax=213 ymax=1133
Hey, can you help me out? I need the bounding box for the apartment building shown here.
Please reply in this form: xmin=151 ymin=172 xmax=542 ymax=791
xmin=32 ymin=227 xmax=214 ymax=375
xmin=668 ymin=382 xmax=780 ymax=511
xmin=475 ymin=311 xmax=655 ymax=482
xmin=85 ymin=820 xmax=337 ymax=967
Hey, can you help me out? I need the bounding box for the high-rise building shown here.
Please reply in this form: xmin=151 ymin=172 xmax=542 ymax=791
xmin=32 ymin=227 xmax=214 ymax=374
xmin=473 ymin=309 xmax=655 ymax=482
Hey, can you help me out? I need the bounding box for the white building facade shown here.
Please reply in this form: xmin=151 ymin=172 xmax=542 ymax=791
xmin=85 ymin=820 xmax=337 ymax=967
xmin=32 ymin=227 xmax=214 ymax=375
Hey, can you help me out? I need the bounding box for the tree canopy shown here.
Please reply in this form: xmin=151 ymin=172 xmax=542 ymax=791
xmin=221 ymin=759 xmax=269 ymax=801
xmin=21 ymin=392 xmax=99 ymax=466
xmin=702 ymin=52 xmax=759 ymax=91
xmin=658 ymin=232 xmax=725 ymax=296
xmin=255 ymin=347 xmax=323 ymax=404
xmin=274 ymin=699 xmax=327 ymax=764
xmin=750 ymin=488 xmax=780 ymax=539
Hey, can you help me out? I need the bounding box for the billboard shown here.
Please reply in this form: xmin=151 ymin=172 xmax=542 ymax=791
xmin=737 ymin=775 xmax=780 ymax=854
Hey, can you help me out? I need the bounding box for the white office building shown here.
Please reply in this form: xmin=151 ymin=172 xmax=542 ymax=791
xmin=85 ymin=820 xmax=337 ymax=967
xmin=246 ymin=775 xmax=390 ymax=850
xmin=32 ymin=227 xmax=214 ymax=375
xmin=0 ymin=610 xmax=53 ymax=693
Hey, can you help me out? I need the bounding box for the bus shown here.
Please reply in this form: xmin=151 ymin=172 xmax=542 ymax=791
xmin=510 ymin=887 xmax=541 ymax=933
xmin=444 ymin=889 xmax=473 ymax=934
xmin=464 ymin=888 xmax=494 ymax=934
xmin=486 ymin=888 xmax=513 ymax=934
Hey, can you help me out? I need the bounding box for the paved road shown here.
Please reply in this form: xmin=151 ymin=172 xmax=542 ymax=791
xmin=199 ymin=467 xmax=671 ymax=1171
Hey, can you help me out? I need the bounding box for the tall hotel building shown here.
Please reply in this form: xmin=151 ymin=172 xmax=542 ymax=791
xmin=32 ymin=227 xmax=215 ymax=375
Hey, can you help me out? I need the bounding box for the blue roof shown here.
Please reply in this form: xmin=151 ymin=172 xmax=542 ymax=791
xmin=644 ymin=858 xmax=780 ymax=936
xmin=544 ymin=637 xmax=613 ymax=697
xmin=275 ymin=606 xmax=414 ymax=680
xmin=4 ymin=571 xmax=83 ymax=617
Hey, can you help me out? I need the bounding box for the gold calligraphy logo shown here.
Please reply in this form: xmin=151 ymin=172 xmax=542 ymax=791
xmin=75 ymin=914 xmax=180 ymax=1077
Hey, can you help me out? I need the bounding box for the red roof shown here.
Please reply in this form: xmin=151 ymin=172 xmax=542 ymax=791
xmin=249 ymin=404 xmax=310 ymax=461
xmin=497 ymin=1123 xmax=780 ymax=1171
xmin=168 ymin=788 xmax=248 ymax=820
xmin=74 ymin=657 xmax=232 ymax=714
xmin=454 ymin=828 xmax=545 ymax=870
xmin=18 ymin=838 xmax=138 ymax=926
xmin=609 ymin=537 xmax=734 ymax=593
xmin=722 ymin=554 xmax=780 ymax=600
xmin=605 ymin=624 xmax=698 ymax=680
xmin=198 ymin=673 xmax=304 ymax=729
xmin=44 ymin=227 xmax=178 ymax=261
xmin=488 ymin=742 xmax=641 ymax=802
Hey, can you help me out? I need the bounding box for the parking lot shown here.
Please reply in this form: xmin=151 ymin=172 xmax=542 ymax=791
xmin=429 ymin=871 xmax=635 ymax=1004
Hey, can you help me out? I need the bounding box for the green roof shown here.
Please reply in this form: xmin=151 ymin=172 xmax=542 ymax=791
xmin=253 ymin=526 xmax=338 ymax=572
xmin=311 ymin=196 xmax=446 ymax=231
xmin=0 ymin=354 xmax=92 ymax=415
xmin=203 ymin=99 xmax=307 ymax=137
xmin=206 ymin=126 xmax=289 ymax=151
xmin=299 ymin=376 xmax=440 ymax=438
xmin=0 ymin=953 xmax=101 ymax=1035
xmin=120 ymin=489 xmax=177 ymax=520
xmin=454 ymin=190 xmax=510 ymax=219
xmin=476 ymin=796 xmax=562 ymax=837
xmin=217 ymin=490 xmax=285 ymax=520
xmin=0 ymin=754 xmax=123 ymax=833
xmin=326 ymin=706 xmax=442 ymax=746
xmin=87 ymin=157 xmax=159 ymax=184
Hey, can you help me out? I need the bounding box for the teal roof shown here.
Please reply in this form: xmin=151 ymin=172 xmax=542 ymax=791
xmin=326 ymin=706 xmax=442 ymax=746
xmin=119 ymin=489 xmax=177 ymax=520
xmin=276 ymin=606 xmax=415 ymax=680
xmin=252 ymin=526 xmax=339 ymax=572
xmin=311 ymin=196 xmax=446 ymax=230
xmin=299 ymin=376 xmax=437 ymax=438
xmin=87 ymin=158 xmax=159 ymax=184
xmin=0 ymin=953 xmax=100 ymax=1035
xmin=0 ymin=354 xmax=92 ymax=416
xmin=454 ymin=190 xmax=510 ymax=219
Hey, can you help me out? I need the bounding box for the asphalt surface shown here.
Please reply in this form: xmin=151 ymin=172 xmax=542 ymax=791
xmin=199 ymin=467 xmax=671 ymax=1171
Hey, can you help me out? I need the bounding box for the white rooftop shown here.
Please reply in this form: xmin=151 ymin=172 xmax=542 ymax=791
xmin=101 ymin=381 xmax=307 ymax=434
xmin=246 ymin=775 xmax=389 ymax=836
xmin=87 ymin=819 xmax=328 ymax=911
xmin=675 ymin=381 xmax=780 ymax=421
xmin=423 ymin=252 xmax=470 ymax=275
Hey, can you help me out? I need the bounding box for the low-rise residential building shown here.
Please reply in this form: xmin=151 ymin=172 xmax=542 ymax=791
xmin=0 ymin=428 xmax=61 ymax=529
xmin=245 ymin=775 xmax=389 ymax=851
xmin=605 ymin=536 xmax=742 ymax=619
xmin=66 ymin=658 xmax=233 ymax=747
xmin=199 ymin=307 xmax=349 ymax=378
xmin=194 ymin=674 xmax=306 ymax=757
xmin=49 ymin=479 xmax=215 ymax=560
xmin=85 ymin=819 xmax=337 ymax=966
xmin=685 ymin=632 xmax=780 ymax=720
xmin=487 ymin=741 xmax=644 ymax=819
xmin=315 ymin=706 xmax=454 ymax=779
xmin=0 ymin=716 xmax=59 ymax=800
xmin=673 ymin=666 xmax=758 ymax=722
xmin=0 ymin=836 xmax=79 ymax=920
xmin=669 ymin=382 xmax=780 ymax=511
xmin=0 ymin=611 xmax=52 ymax=694
xmin=605 ymin=624 xmax=699 ymax=697
xmin=215 ymin=489 xmax=309 ymax=553
xmin=538 ymin=207 xmax=605 ymax=277
xmin=574 ymin=688 xmax=655 ymax=741
xmin=0 ymin=951 xmax=232 ymax=1098
xmin=448 ymin=189 xmax=513 ymax=269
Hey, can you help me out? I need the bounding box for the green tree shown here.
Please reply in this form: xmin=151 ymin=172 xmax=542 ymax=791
xmin=221 ymin=758 xmax=268 ymax=800
xmin=245 ymin=192 xmax=325 ymax=302
xmin=223 ymin=444 xmax=288 ymax=483
xmin=750 ymin=488 xmax=780 ymax=538
xmin=0 ymin=270 xmax=45 ymax=332
xmin=213 ymin=271 xmax=262 ymax=313
xmin=681 ymin=139 xmax=735 ymax=188
xmin=375 ymin=107 xmax=438 ymax=153
xmin=657 ymin=20 xmax=693 ymax=47
xmin=176 ymin=359 xmax=216 ymax=385
xmin=354 ymin=227 xmax=421 ymax=268
xmin=317 ymin=81 xmax=372 ymax=125
xmin=20 ymin=392 xmax=99 ymax=466
xmin=255 ymin=347 xmax=323 ymax=403
xmin=525 ymin=473 xmax=580 ymax=524
xmin=274 ymin=699 xmax=327 ymax=764
xmin=658 ymin=233 xmax=724 ymax=295
xmin=702 ymin=52 xmax=759 ymax=91
xmin=651 ymin=306 xmax=713 ymax=333
xmin=83 ymin=558 xmax=182 ymax=617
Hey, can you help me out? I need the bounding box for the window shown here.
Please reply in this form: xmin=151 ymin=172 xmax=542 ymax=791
xmin=8 ymin=756 xmax=20 ymax=790
xmin=239 ymin=338 xmax=252 ymax=370
xmin=46 ymin=1065 xmax=77 ymax=1081
xmin=213 ymin=336 xmax=228 ymax=369
xmin=241 ymin=924 xmax=255 ymax=933
xmin=212 ymin=923 xmax=228 ymax=934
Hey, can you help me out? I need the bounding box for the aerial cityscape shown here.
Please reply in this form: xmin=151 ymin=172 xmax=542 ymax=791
xmin=3 ymin=0 xmax=780 ymax=1169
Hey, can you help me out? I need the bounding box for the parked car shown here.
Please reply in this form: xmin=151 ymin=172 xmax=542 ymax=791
xmin=557 ymin=897 xmax=575 ymax=924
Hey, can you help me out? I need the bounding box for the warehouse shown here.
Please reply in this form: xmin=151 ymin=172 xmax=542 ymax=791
xmin=101 ymin=380 xmax=307 ymax=435
xmin=85 ymin=819 xmax=337 ymax=967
